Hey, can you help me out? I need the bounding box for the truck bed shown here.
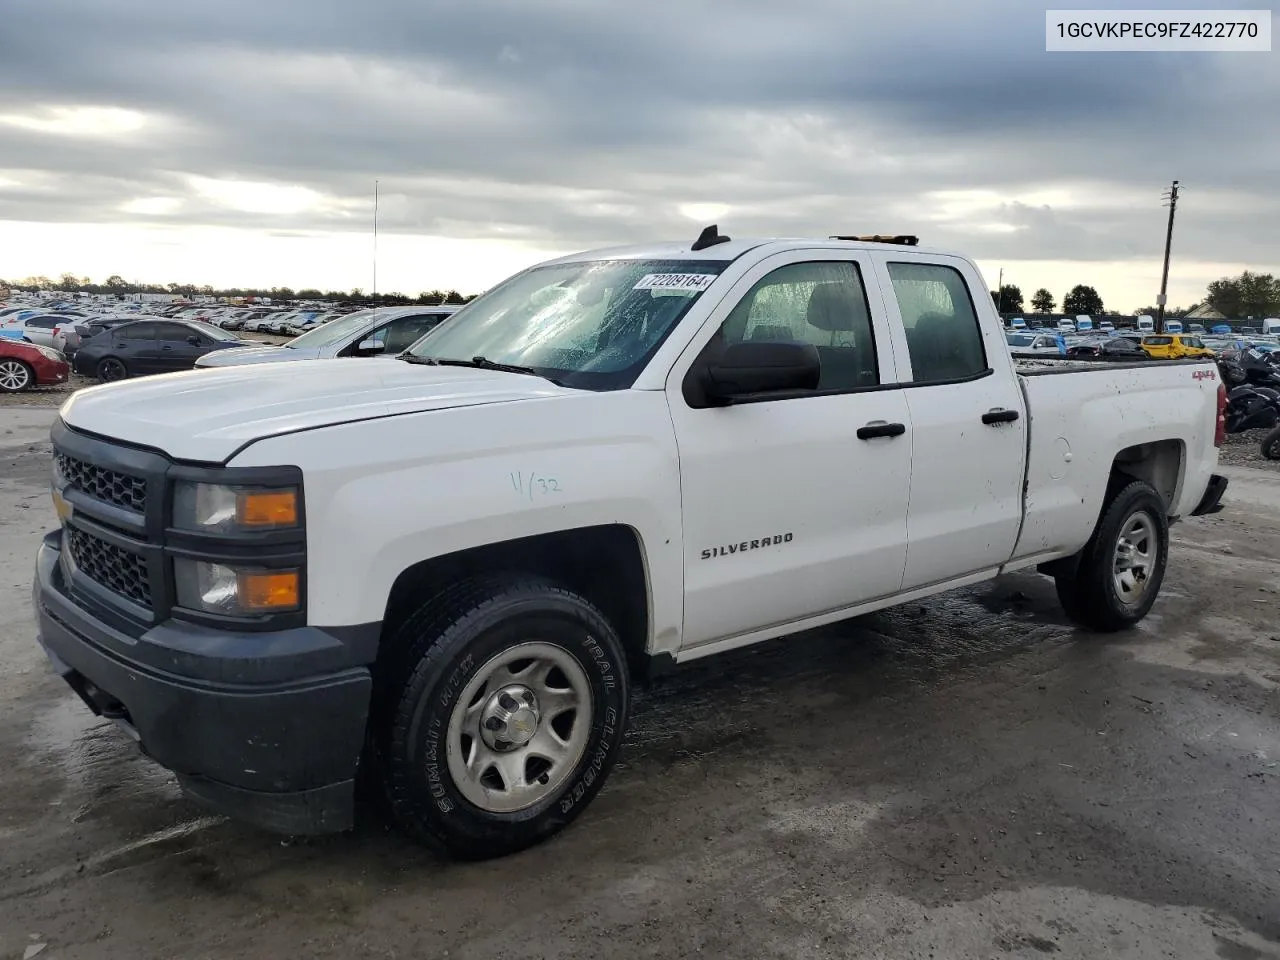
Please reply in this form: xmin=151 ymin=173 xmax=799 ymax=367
xmin=1009 ymin=352 xmax=1220 ymax=566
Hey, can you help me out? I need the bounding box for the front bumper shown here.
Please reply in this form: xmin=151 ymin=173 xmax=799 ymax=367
xmin=1191 ymin=473 xmax=1229 ymax=517
xmin=33 ymin=532 xmax=373 ymax=835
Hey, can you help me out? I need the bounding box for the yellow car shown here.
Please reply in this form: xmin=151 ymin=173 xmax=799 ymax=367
xmin=1140 ymin=334 xmax=1215 ymax=360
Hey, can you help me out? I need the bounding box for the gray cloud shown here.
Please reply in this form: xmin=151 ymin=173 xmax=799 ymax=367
xmin=0 ymin=0 xmax=1277 ymax=273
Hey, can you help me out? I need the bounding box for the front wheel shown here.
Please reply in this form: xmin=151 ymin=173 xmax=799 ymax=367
xmin=0 ymin=358 xmax=33 ymax=393
xmin=96 ymin=357 xmax=128 ymax=383
xmin=1055 ymin=480 xmax=1169 ymax=632
xmin=374 ymin=577 xmax=630 ymax=859
xmin=1262 ymin=425 xmax=1280 ymax=461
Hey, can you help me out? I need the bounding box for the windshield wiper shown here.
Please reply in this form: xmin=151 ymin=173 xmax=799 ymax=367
xmin=399 ymin=355 xmax=542 ymax=377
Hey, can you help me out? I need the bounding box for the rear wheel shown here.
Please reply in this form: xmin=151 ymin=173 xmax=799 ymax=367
xmin=1055 ymin=480 xmax=1169 ymax=632
xmin=1262 ymin=426 xmax=1280 ymax=461
xmin=372 ymin=576 xmax=630 ymax=859
xmin=0 ymin=358 xmax=33 ymax=393
xmin=96 ymin=357 xmax=128 ymax=383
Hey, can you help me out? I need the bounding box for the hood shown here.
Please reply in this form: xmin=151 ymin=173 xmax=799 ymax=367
xmin=195 ymin=344 xmax=321 ymax=367
xmin=58 ymin=357 xmax=569 ymax=462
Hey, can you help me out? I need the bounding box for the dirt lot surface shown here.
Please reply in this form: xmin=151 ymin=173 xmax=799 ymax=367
xmin=2 ymin=406 xmax=1279 ymax=960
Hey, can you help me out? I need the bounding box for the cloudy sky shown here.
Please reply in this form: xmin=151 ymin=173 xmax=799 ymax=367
xmin=1 ymin=0 xmax=1276 ymax=311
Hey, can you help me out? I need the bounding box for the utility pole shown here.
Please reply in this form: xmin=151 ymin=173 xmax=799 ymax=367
xmin=1155 ymin=179 xmax=1179 ymax=334
xmin=997 ymin=267 xmax=1004 ymax=315
xmin=372 ymin=179 xmax=379 ymax=297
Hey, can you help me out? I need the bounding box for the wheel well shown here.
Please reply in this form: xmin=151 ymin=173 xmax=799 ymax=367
xmin=381 ymin=525 xmax=651 ymax=673
xmin=1110 ymin=439 xmax=1184 ymax=510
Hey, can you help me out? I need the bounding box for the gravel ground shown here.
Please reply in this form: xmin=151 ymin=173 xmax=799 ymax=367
xmin=1220 ymin=428 xmax=1280 ymax=469
xmin=1 ymin=407 xmax=1279 ymax=959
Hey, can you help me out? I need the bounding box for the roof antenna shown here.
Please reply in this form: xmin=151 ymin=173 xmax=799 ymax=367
xmin=690 ymin=224 xmax=730 ymax=251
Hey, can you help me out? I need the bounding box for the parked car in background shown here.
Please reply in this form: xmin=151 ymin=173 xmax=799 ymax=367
xmin=195 ymin=305 xmax=458 ymax=369
xmin=0 ymin=338 xmax=70 ymax=392
xmin=72 ymin=319 xmax=253 ymax=382
xmin=1098 ymin=320 xmax=1115 ymax=333
xmin=0 ymin=313 xmax=70 ymax=350
xmin=1066 ymin=337 xmax=1149 ymax=360
xmin=1140 ymin=334 xmax=1215 ymax=360
xmin=1005 ymin=332 xmax=1065 ymax=355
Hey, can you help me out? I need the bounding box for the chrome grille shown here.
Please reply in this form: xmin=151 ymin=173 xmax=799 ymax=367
xmin=65 ymin=527 xmax=151 ymax=609
xmin=55 ymin=452 xmax=147 ymax=513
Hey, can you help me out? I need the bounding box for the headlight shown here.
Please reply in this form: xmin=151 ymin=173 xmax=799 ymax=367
xmin=34 ymin=345 xmax=62 ymax=362
xmin=173 ymin=558 xmax=301 ymax=615
xmin=173 ymin=481 xmax=300 ymax=533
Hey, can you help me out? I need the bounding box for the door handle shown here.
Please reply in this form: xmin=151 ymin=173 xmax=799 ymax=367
xmin=857 ymin=421 xmax=907 ymax=440
xmin=162 ymin=345 xmax=173 ymax=351
xmin=982 ymin=408 xmax=1020 ymax=424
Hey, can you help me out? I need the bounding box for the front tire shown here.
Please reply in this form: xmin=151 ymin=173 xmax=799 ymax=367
xmin=0 ymin=358 xmax=33 ymax=393
xmin=1055 ymin=480 xmax=1169 ymax=632
xmin=373 ymin=576 xmax=630 ymax=859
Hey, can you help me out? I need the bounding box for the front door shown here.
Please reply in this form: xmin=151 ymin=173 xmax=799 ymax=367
xmin=870 ymin=255 xmax=1029 ymax=590
xmin=668 ymin=251 xmax=912 ymax=651
xmin=150 ymin=323 xmax=203 ymax=372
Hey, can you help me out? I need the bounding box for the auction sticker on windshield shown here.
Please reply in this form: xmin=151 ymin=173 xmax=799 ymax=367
xmin=633 ymin=274 xmax=717 ymax=292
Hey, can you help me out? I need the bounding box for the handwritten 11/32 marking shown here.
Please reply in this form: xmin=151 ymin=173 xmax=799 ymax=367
xmin=511 ymin=471 xmax=562 ymax=500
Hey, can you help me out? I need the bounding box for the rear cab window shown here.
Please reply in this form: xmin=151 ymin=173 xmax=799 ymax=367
xmin=886 ymin=262 xmax=989 ymax=383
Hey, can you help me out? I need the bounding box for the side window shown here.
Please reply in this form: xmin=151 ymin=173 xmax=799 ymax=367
xmin=156 ymin=324 xmax=194 ymax=342
xmin=380 ymin=315 xmax=443 ymax=353
xmin=27 ymin=317 xmax=58 ymax=329
xmin=887 ymin=262 xmax=988 ymax=383
xmin=116 ymin=323 xmax=156 ymax=340
xmin=717 ymin=260 xmax=878 ymax=391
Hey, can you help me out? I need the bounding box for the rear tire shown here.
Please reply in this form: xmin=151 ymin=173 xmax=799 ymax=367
xmin=0 ymin=358 xmax=33 ymax=393
xmin=1263 ymin=426 xmax=1280 ymax=461
xmin=372 ymin=576 xmax=630 ymax=860
xmin=1055 ymin=479 xmax=1169 ymax=632
xmin=96 ymin=357 xmax=128 ymax=383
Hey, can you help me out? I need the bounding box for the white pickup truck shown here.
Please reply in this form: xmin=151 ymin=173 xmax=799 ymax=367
xmin=33 ymin=230 xmax=1229 ymax=859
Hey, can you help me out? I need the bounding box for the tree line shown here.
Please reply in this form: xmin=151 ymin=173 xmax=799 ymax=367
xmin=991 ymin=269 xmax=1279 ymax=319
xmin=0 ymin=272 xmax=477 ymax=306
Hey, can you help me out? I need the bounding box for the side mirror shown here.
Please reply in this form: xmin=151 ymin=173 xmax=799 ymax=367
xmin=697 ymin=340 xmax=821 ymax=405
xmin=186 ymin=335 xmax=201 ymax=346
xmin=357 ymin=338 xmax=386 ymax=354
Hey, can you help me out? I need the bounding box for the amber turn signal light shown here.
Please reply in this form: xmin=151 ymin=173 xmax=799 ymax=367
xmin=238 ymin=570 xmax=300 ymax=612
xmin=236 ymin=490 xmax=298 ymax=528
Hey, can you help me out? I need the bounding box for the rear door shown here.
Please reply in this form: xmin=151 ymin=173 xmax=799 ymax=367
xmin=869 ymin=254 xmax=1028 ymax=590
xmin=108 ymin=322 xmax=159 ymax=372
xmin=668 ymin=250 xmax=913 ymax=650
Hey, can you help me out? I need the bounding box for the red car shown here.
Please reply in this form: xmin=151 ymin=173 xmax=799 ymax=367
xmin=0 ymin=337 xmax=70 ymax=393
